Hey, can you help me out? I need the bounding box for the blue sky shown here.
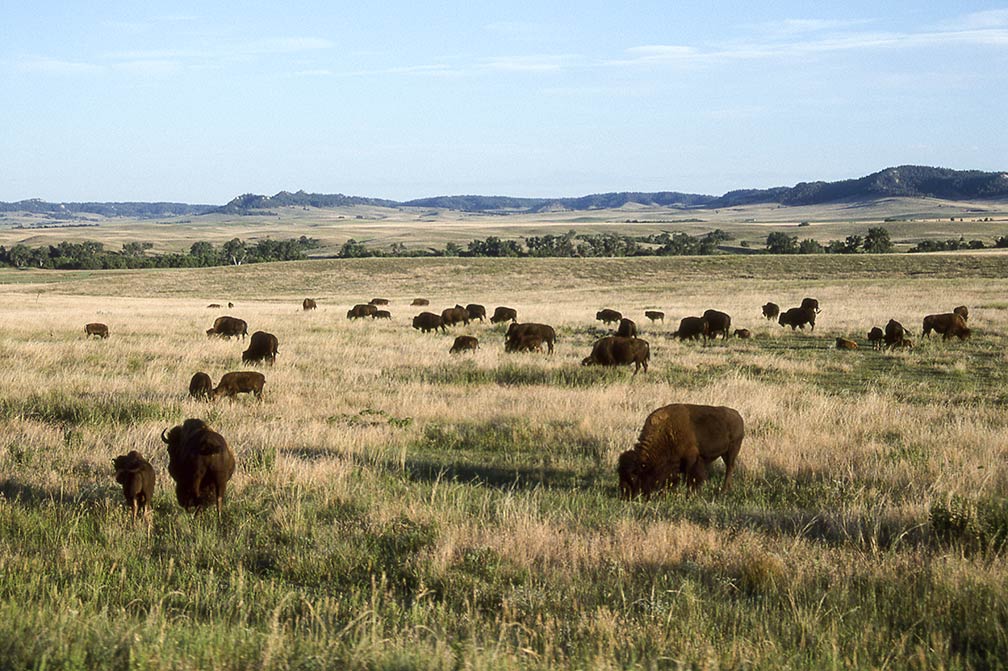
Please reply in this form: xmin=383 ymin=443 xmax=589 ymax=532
xmin=2 ymin=1 xmax=1007 ymax=203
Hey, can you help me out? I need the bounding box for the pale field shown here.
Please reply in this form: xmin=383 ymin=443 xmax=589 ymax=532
xmin=0 ymin=255 xmax=1006 ymax=668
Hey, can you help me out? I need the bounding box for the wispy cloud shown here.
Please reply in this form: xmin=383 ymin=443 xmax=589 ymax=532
xmin=17 ymin=56 xmax=104 ymax=75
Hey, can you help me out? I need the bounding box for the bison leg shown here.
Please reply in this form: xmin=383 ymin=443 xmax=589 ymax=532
xmin=686 ymin=460 xmax=708 ymax=492
xmin=720 ymin=444 xmax=742 ymax=493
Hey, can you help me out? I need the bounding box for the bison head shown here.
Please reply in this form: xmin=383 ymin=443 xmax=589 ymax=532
xmin=617 ymin=450 xmax=651 ymax=499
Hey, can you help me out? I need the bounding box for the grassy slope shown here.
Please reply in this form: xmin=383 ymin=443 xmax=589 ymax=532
xmin=0 ymin=255 xmax=1006 ymax=669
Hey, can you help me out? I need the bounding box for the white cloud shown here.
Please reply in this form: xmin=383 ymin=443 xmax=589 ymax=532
xmin=17 ymin=56 xmax=104 ymax=75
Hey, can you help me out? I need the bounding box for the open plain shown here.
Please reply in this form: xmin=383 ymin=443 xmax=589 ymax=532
xmin=0 ymin=254 xmax=1006 ymax=669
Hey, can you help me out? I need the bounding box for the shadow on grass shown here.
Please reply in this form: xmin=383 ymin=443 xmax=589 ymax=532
xmin=370 ymin=455 xmax=598 ymax=493
xmin=0 ymin=478 xmax=110 ymax=507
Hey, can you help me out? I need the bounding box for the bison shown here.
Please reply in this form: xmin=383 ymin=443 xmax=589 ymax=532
xmin=112 ymin=451 xmax=156 ymax=520
xmin=762 ymin=302 xmax=780 ymax=320
xmin=702 ymin=309 xmax=731 ymax=340
xmin=411 ymin=298 xmax=430 ymax=306
xmin=207 ymin=303 xmax=222 ymax=309
xmin=207 ymin=316 xmax=247 ymax=339
xmin=465 ymin=304 xmax=487 ymax=322
xmin=449 ymin=335 xmax=479 ymax=354
xmin=242 ymin=331 xmax=278 ymax=365
xmin=346 ymin=303 xmax=377 ymax=320
xmin=801 ymin=297 xmax=821 ymax=314
xmin=161 ymin=418 xmax=235 ymax=515
xmin=922 ymin=313 xmax=971 ymax=341
xmin=508 ymin=333 xmax=546 ymax=353
xmin=616 ymin=318 xmax=638 ymax=338
xmin=505 ymin=323 xmax=557 ymax=354
xmin=734 ymin=329 xmax=752 ymax=339
xmin=441 ymin=306 xmax=469 ymax=327
xmin=212 ymin=371 xmax=265 ymax=400
xmin=303 ymin=298 xmax=317 ymax=311
xmin=954 ymin=305 xmax=969 ymax=322
xmin=491 ymin=306 xmax=518 ymax=324
xmin=867 ymin=327 xmax=884 ymax=350
xmin=596 ymin=309 xmax=622 ymax=325
xmin=412 ymin=311 xmax=446 ymax=333
xmin=673 ymin=316 xmax=709 ymax=343
xmin=617 ymin=404 xmax=744 ymax=498
xmin=835 ymin=337 xmax=858 ymax=350
xmin=188 ymin=372 xmax=213 ymax=400
xmin=778 ymin=307 xmax=815 ymax=331
xmin=884 ymin=319 xmax=911 ymax=349
xmin=369 ymin=298 xmax=389 ymax=305
xmin=581 ymin=336 xmax=650 ymax=374
xmin=644 ymin=310 xmax=665 ymax=323
xmin=85 ymin=323 xmax=109 ymax=339
xmin=372 ymin=310 xmax=392 ymax=320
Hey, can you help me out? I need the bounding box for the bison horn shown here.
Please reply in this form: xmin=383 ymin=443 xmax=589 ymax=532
xmin=161 ymin=428 xmax=170 ymax=443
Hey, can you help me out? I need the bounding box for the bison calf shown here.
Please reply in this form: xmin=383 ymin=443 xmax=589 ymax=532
xmin=242 ymin=331 xmax=278 ymax=366
xmin=85 ymin=323 xmax=109 ymax=339
xmin=303 ymin=298 xmax=317 ymax=311
xmin=411 ymin=298 xmax=430 ymax=306
xmin=867 ymin=327 xmax=884 ymax=350
xmin=835 ymin=337 xmax=858 ymax=350
xmin=189 ymin=372 xmax=213 ymax=399
xmin=734 ymin=329 xmax=752 ymax=339
xmin=113 ymin=451 xmax=156 ymax=520
xmin=162 ymin=418 xmax=235 ymax=515
xmin=644 ymin=310 xmax=664 ymax=323
xmin=212 ymin=371 xmax=265 ymax=400
xmin=449 ymin=335 xmax=479 ymax=354
xmin=372 ymin=310 xmax=392 ymax=320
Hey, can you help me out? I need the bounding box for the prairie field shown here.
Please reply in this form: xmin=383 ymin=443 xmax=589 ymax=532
xmin=0 ymin=254 xmax=1006 ymax=669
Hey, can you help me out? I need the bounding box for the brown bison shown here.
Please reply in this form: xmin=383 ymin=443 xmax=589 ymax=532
xmin=207 ymin=316 xmax=248 ymax=339
xmin=464 ymin=304 xmax=487 ymax=322
xmin=441 ymin=306 xmax=469 ymax=327
xmin=369 ymin=298 xmax=389 ymax=305
xmin=673 ymin=316 xmax=709 ymax=343
xmin=778 ymin=307 xmax=815 ymax=331
xmin=112 ymin=451 xmax=156 ymax=520
xmin=346 ymin=303 xmax=377 ymax=320
xmin=954 ymin=305 xmax=969 ymax=322
xmin=617 ymin=404 xmax=744 ymax=498
xmin=616 ymin=318 xmax=638 ymax=338
xmin=449 ymin=335 xmax=479 ymax=354
xmin=867 ymin=327 xmax=884 ymax=350
xmin=581 ymin=336 xmax=650 ymax=374
xmin=188 ymin=372 xmax=213 ymax=399
xmin=161 ymin=418 xmax=236 ymax=515
xmin=922 ymin=313 xmax=971 ymax=341
xmin=800 ymin=297 xmax=821 ymax=314
xmin=207 ymin=303 xmax=222 ymax=309
xmin=412 ymin=311 xmax=446 ymax=333
xmin=411 ymin=298 xmax=430 ymax=306
xmin=596 ymin=309 xmax=622 ymax=325
xmin=644 ymin=310 xmax=665 ymax=323
xmin=702 ymin=309 xmax=731 ymax=340
xmin=734 ymin=329 xmax=752 ymax=339
xmin=508 ymin=333 xmax=546 ymax=353
xmin=212 ymin=371 xmax=265 ymax=400
xmin=505 ymin=322 xmax=557 ymax=354
xmin=85 ymin=323 xmax=109 ymax=339
xmin=303 ymin=298 xmax=317 ymax=311
xmin=491 ymin=306 xmax=518 ymax=324
xmin=883 ymin=319 xmax=910 ymax=349
xmin=762 ymin=302 xmax=780 ymax=320
xmin=835 ymin=337 xmax=858 ymax=350
xmin=372 ymin=309 xmax=392 ymax=320
xmin=242 ymin=331 xmax=278 ymax=365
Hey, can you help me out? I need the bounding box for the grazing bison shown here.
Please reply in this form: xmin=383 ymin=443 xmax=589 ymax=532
xmin=369 ymin=298 xmax=389 ymax=305
xmin=465 ymin=304 xmax=487 ymax=322
xmin=644 ymin=310 xmax=665 ymax=323
xmin=491 ymin=306 xmax=518 ymax=324
xmin=85 ymin=323 xmax=109 ymax=339
xmin=505 ymin=323 xmax=557 ymax=354
xmin=188 ymin=372 xmax=213 ymax=400
xmin=212 ymin=371 xmax=265 ymax=400
xmin=441 ymin=306 xmax=470 ymax=327
xmin=412 ymin=311 xmax=446 ymax=333
xmin=449 ymin=335 xmax=479 ymax=354
xmin=616 ymin=318 xmax=638 ymax=338
xmin=161 ymin=418 xmax=236 ymax=515
xmin=617 ymin=404 xmax=744 ymax=498
xmin=673 ymin=316 xmax=709 ymax=343
xmin=762 ymin=302 xmax=780 ymax=320
xmin=867 ymin=327 xmax=884 ymax=350
xmin=953 ymin=305 xmax=969 ymax=322
xmin=581 ymin=336 xmax=650 ymax=374
xmin=242 ymin=331 xmax=278 ymax=365
xmin=303 ymin=298 xmax=317 ymax=311
xmin=207 ymin=316 xmax=248 ymax=339
xmin=596 ymin=309 xmax=622 ymax=325
xmin=372 ymin=310 xmax=392 ymax=320
xmin=702 ymin=309 xmax=731 ymax=340
xmin=346 ymin=303 xmax=377 ymax=320
xmin=778 ymin=307 xmax=816 ymax=331
xmin=801 ymin=297 xmax=821 ymax=314
xmin=835 ymin=337 xmax=858 ymax=350
xmin=734 ymin=329 xmax=752 ymax=339
xmin=922 ymin=313 xmax=971 ymax=341
xmin=207 ymin=303 xmax=222 ymax=309
xmin=112 ymin=451 xmax=156 ymax=520
xmin=411 ymin=298 xmax=429 ymax=306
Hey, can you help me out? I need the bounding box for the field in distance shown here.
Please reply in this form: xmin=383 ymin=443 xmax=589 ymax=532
xmin=0 ymin=254 xmax=1005 ymax=668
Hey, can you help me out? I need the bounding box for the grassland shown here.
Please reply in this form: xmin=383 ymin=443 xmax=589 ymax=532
xmin=0 ymin=254 xmax=1006 ymax=669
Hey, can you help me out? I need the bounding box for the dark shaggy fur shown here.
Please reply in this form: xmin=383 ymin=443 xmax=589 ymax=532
xmin=212 ymin=371 xmax=265 ymax=400
xmin=113 ymin=451 xmax=156 ymax=520
xmin=161 ymin=419 xmax=235 ymax=515
xmin=581 ymin=336 xmax=650 ymax=373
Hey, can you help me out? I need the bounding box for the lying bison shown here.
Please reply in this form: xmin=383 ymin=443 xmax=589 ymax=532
xmin=835 ymin=337 xmax=858 ymax=350
xmin=465 ymin=304 xmax=487 ymax=322
xmin=189 ymin=372 xmax=213 ymax=399
xmin=207 ymin=316 xmax=248 ymax=339
xmin=922 ymin=313 xmax=971 ymax=341
xmin=616 ymin=318 xmax=638 ymax=338
xmin=505 ymin=322 xmax=556 ymax=354
xmin=85 ymin=323 xmax=109 ymax=339
xmin=673 ymin=316 xmax=709 ymax=343
xmin=596 ymin=309 xmax=622 ymax=325
xmin=303 ymin=298 xmax=317 ymax=311
xmin=703 ymin=309 xmax=731 ymax=340
xmin=242 ymin=331 xmax=278 ymax=365
xmin=450 ymin=335 xmax=479 ymax=354
xmin=762 ymin=302 xmax=780 ymax=320
xmin=347 ymin=303 xmax=377 ymax=320
xmin=441 ymin=306 xmax=469 ymax=327
xmin=411 ymin=298 xmax=429 ymax=306
xmin=412 ymin=311 xmax=446 ymax=333
xmin=867 ymin=327 xmax=884 ymax=350
xmin=112 ymin=451 xmax=156 ymax=520
xmin=644 ymin=310 xmax=664 ymax=323
xmin=778 ymin=307 xmax=815 ymax=331
xmin=162 ymin=418 xmax=235 ymax=515
xmin=618 ymin=404 xmax=744 ymax=498
xmin=581 ymin=336 xmax=650 ymax=374
xmin=491 ymin=306 xmax=518 ymax=324
xmin=212 ymin=371 xmax=265 ymax=400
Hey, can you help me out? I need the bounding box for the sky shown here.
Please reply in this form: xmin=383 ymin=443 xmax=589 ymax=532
xmin=1 ymin=1 xmax=1007 ymax=203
